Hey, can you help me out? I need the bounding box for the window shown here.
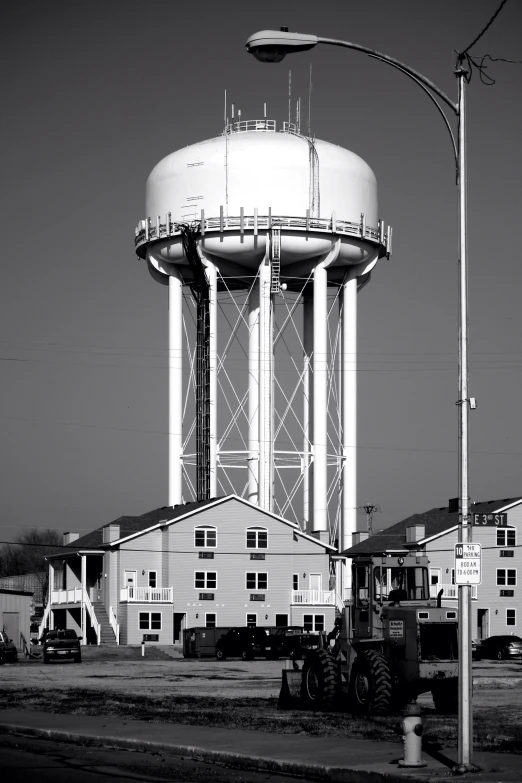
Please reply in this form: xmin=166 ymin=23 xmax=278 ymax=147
xmin=497 ymin=528 xmax=516 ymax=547
xmin=451 ymin=569 xmax=455 ymax=586
xmin=139 ymin=612 xmax=162 ymax=630
xmin=276 ymin=614 xmax=288 ymax=627
xmin=205 ymin=613 xmax=216 ymax=628
xmin=246 ymin=527 xmax=268 ymax=549
xmin=246 ymin=572 xmax=268 ymax=590
xmin=246 ymin=614 xmax=257 ymax=627
xmin=148 ymin=571 xmax=157 ymax=588
xmin=507 ymin=609 xmax=516 ymax=627
xmin=497 ymin=569 xmax=517 ymax=586
xmin=194 ymin=526 xmax=217 ymax=548
xmin=303 ymin=614 xmax=325 ymax=632
xmin=293 ymin=574 xmax=299 ymax=591
xmin=194 ymin=571 xmax=217 ymax=589
xmin=429 ymin=568 xmax=441 ymax=586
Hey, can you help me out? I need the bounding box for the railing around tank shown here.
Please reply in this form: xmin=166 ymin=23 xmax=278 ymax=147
xmin=224 ymin=119 xmax=277 ymax=134
xmin=135 ymin=211 xmax=390 ymax=256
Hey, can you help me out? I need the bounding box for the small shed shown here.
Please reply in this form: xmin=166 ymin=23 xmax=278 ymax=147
xmin=0 ymin=588 xmax=33 ymax=651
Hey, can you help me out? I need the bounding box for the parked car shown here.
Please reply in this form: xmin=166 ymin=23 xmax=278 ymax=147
xmin=42 ymin=629 xmax=82 ymax=664
xmin=474 ymin=635 xmax=522 ymax=661
xmin=0 ymin=631 xmax=18 ymax=664
xmin=268 ymin=627 xmax=321 ymax=659
xmin=215 ymin=627 xmax=273 ymax=660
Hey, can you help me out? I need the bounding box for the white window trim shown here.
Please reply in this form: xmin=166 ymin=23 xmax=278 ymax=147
xmin=245 ymin=527 xmax=268 ymax=550
xmin=506 ymin=608 xmax=516 ymax=627
xmin=303 ymin=613 xmax=325 ymax=632
xmin=293 ymin=574 xmax=299 ymax=590
xmin=429 ymin=568 xmax=441 ymax=585
xmin=497 ymin=527 xmax=517 ymax=547
xmin=245 ymin=571 xmax=268 ymax=591
xmin=194 ymin=526 xmax=217 ymax=548
xmin=138 ymin=611 xmax=162 ymax=631
xmin=148 ymin=570 xmax=157 ymax=588
xmin=205 ymin=612 xmax=217 ymax=628
xmin=496 ymin=568 xmax=517 ymax=586
xmin=246 ymin=613 xmax=258 ymax=627
xmin=194 ymin=571 xmax=218 ymax=590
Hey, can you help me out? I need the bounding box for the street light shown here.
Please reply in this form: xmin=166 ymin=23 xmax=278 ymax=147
xmin=246 ymin=28 xmax=476 ymax=774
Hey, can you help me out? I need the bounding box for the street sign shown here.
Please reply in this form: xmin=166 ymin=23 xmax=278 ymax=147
xmin=454 ymin=543 xmax=481 ymax=585
xmin=472 ymin=513 xmax=507 ymax=527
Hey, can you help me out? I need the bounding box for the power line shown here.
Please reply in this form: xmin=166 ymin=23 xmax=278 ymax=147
xmin=462 ymin=0 xmax=509 ymax=54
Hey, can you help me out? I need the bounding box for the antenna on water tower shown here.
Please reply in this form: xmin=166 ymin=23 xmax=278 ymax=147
xmin=308 ymin=63 xmax=313 ymax=137
xmin=358 ymin=504 xmax=381 ymax=536
xmin=288 ymin=70 xmax=291 ymax=126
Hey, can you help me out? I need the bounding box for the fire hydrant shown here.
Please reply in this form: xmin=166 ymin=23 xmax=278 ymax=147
xmin=398 ymin=701 xmax=426 ymax=768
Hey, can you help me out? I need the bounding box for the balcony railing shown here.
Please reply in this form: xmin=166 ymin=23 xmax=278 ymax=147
xmin=291 ymin=590 xmax=336 ymax=606
xmin=51 ymin=587 xmax=82 ymax=604
xmin=430 ymin=583 xmax=478 ymax=600
xmin=120 ymin=586 xmax=173 ymax=603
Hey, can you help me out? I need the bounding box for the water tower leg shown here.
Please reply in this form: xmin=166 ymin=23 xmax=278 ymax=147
xmin=248 ymin=280 xmax=260 ymax=505
xmin=342 ymin=272 xmax=357 ymax=591
xmin=303 ymin=294 xmax=313 ymax=533
xmin=313 ymin=262 xmax=328 ymax=540
xmin=168 ymin=269 xmax=183 ymax=506
xmin=258 ymin=258 xmax=272 ymax=511
xmin=205 ymin=261 xmax=218 ymax=498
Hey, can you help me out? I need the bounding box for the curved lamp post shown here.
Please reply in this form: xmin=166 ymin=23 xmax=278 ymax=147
xmin=246 ymin=28 xmax=476 ymax=773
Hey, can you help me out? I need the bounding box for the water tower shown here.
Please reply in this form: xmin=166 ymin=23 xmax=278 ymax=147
xmin=134 ymin=117 xmax=391 ymax=563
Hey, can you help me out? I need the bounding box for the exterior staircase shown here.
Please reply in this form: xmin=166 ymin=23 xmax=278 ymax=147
xmin=91 ymin=601 xmax=117 ymax=645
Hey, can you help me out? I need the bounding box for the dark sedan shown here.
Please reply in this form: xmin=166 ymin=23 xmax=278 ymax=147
xmin=0 ymin=631 xmax=18 ymax=664
xmin=42 ymin=629 xmax=82 ymax=663
xmin=475 ymin=635 xmax=522 ymax=660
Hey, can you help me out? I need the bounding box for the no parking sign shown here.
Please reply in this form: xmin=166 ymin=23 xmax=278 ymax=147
xmin=454 ymin=543 xmax=482 ymax=585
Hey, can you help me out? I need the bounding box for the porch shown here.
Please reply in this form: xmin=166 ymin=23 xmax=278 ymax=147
xmin=120 ymin=587 xmax=174 ymax=603
xmin=291 ymin=590 xmax=336 ymax=605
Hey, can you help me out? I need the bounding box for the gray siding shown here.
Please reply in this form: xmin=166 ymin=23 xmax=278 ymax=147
xmin=0 ymin=592 xmax=32 ymax=648
xmin=426 ymin=501 xmax=522 ymax=638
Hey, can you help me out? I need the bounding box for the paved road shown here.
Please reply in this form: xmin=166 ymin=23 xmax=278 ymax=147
xmin=0 ymin=734 xmax=314 ymax=783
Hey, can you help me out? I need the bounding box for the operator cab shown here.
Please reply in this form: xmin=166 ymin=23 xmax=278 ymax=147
xmin=352 ymin=555 xmax=430 ymax=638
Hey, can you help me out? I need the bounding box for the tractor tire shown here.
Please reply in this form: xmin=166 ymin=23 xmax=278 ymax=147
xmin=300 ymin=649 xmax=339 ymax=710
xmin=432 ymin=680 xmax=458 ymax=714
xmin=350 ymin=650 xmax=393 ymax=716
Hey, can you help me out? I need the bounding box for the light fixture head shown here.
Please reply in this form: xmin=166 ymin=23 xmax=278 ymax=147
xmin=245 ymin=29 xmax=318 ymax=63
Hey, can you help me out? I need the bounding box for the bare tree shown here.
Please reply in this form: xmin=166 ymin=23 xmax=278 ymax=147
xmin=0 ymin=528 xmax=61 ymax=603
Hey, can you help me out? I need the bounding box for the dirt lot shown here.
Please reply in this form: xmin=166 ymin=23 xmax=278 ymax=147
xmin=1 ymin=647 xmax=522 ymax=753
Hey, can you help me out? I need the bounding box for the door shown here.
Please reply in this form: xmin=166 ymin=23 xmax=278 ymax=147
xmin=173 ymin=613 xmax=185 ymax=643
xmin=275 ymin=614 xmax=288 ymax=627
xmin=429 ymin=568 xmax=441 ymax=599
xmin=309 ymin=574 xmax=322 ymax=601
xmin=124 ymin=571 xmax=137 ymax=599
xmin=477 ymin=608 xmax=489 ymax=640
xmin=3 ymin=612 xmax=20 ymax=649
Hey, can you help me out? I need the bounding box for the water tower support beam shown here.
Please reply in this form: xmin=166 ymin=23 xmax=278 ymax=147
xmin=303 ymin=294 xmax=313 ymax=534
xmin=341 ymin=270 xmax=357 ymax=570
xmin=258 ymin=252 xmax=273 ymax=511
xmin=204 ymin=258 xmax=218 ymax=498
xmin=168 ymin=269 xmax=183 ymax=506
xmin=313 ymin=262 xmax=328 ymax=539
xmin=248 ymin=280 xmax=260 ymax=505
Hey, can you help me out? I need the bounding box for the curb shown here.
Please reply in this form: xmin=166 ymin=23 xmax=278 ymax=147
xmin=0 ymin=722 xmax=426 ymax=783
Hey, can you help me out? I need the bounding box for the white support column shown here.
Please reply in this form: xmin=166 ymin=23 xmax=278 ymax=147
xmin=342 ymin=271 xmax=358 ymax=592
xmin=313 ymin=262 xmax=328 ymax=540
xmin=48 ymin=563 xmax=55 ymax=631
xmin=81 ymin=555 xmax=86 ymax=646
xmin=248 ymin=280 xmax=260 ymax=505
xmin=204 ymin=260 xmax=218 ymax=498
xmin=258 ymin=257 xmax=272 ymax=511
xmin=168 ymin=269 xmax=183 ymax=506
xmin=303 ymin=294 xmax=313 ymax=534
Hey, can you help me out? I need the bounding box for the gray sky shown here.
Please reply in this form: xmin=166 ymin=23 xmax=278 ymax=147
xmin=1 ymin=0 xmax=521 ymax=542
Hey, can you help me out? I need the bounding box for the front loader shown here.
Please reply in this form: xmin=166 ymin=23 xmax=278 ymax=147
xmin=282 ymin=552 xmax=459 ymax=715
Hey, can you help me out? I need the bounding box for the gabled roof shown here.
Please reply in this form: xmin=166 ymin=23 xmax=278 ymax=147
xmin=47 ymin=495 xmax=334 ymax=559
xmin=344 ymin=496 xmax=522 ymax=557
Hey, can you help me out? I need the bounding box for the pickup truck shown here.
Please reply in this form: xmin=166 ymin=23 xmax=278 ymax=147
xmin=215 ymin=627 xmax=273 ymax=660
